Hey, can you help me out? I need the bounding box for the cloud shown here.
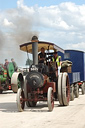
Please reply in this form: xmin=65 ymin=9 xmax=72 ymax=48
xmin=3 ymin=18 xmax=14 ymax=27
xmin=17 ymin=0 xmax=24 ymax=7
xmin=0 ymin=1 xmax=85 ymax=65
xmin=66 ymin=42 xmax=85 ymax=51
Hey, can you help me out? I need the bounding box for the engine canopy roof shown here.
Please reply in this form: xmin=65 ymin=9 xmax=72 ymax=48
xmin=20 ymin=41 xmax=64 ymax=53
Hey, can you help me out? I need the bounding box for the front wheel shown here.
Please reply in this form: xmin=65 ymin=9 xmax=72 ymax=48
xmin=47 ymin=87 xmax=54 ymax=112
xmin=16 ymin=88 xmax=25 ymax=112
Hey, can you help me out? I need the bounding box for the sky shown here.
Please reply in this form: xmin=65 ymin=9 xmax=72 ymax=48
xmin=0 ymin=0 xmax=85 ymax=66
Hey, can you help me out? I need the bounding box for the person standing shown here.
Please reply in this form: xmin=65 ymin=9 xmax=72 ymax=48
xmin=11 ymin=58 xmax=18 ymax=71
xmin=51 ymin=51 xmax=62 ymax=75
xmin=52 ymin=51 xmax=61 ymax=67
xmin=4 ymin=59 xmax=9 ymax=69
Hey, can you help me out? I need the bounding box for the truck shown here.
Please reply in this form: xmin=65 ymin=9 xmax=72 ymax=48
xmin=60 ymin=50 xmax=85 ymax=100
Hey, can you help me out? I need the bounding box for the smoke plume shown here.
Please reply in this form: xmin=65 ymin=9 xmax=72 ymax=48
xmin=0 ymin=3 xmax=39 ymax=65
xmin=0 ymin=30 xmax=6 ymax=49
xmin=10 ymin=15 xmax=39 ymax=44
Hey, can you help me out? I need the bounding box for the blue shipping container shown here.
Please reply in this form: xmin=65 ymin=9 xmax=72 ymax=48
xmin=60 ymin=50 xmax=85 ymax=84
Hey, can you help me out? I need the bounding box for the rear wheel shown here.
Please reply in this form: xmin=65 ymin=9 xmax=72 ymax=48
xmin=70 ymin=84 xmax=74 ymax=101
xmin=11 ymin=72 xmax=19 ymax=93
xmin=81 ymin=83 xmax=85 ymax=95
xmin=7 ymin=62 xmax=14 ymax=78
xmin=62 ymin=72 xmax=70 ymax=106
xmin=58 ymin=73 xmax=63 ymax=105
xmin=24 ymin=79 xmax=30 ymax=107
xmin=47 ymin=87 xmax=54 ymax=112
xmin=74 ymin=83 xmax=79 ymax=98
xmin=16 ymin=88 xmax=25 ymax=112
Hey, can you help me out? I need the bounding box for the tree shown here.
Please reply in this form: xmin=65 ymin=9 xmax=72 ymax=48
xmin=26 ymin=58 xmax=33 ymax=66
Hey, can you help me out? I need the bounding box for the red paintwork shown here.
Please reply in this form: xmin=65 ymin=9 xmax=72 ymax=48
xmin=78 ymin=82 xmax=82 ymax=86
xmin=23 ymin=81 xmax=56 ymax=102
xmin=66 ymin=75 xmax=70 ymax=103
xmin=43 ymin=82 xmax=56 ymax=93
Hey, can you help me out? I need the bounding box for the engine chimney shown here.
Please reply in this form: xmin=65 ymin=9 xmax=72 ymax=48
xmin=31 ymin=36 xmax=38 ymax=65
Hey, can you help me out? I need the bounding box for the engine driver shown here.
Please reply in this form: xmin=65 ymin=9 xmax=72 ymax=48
xmin=38 ymin=47 xmax=46 ymax=63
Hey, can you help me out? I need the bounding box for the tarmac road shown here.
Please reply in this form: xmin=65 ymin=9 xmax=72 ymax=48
xmin=0 ymin=90 xmax=85 ymax=128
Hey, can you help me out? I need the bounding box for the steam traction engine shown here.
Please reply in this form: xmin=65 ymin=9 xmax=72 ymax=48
xmin=0 ymin=61 xmax=24 ymax=94
xmin=16 ymin=36 xmax=70 ymax=112
xmin=0 ymin=62 xmax=16 ymax=93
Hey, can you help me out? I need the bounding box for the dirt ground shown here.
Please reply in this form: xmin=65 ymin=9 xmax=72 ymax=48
xmin=0 ymin=90 xmax=85 ymax=128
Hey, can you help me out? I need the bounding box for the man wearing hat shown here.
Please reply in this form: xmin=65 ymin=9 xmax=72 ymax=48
xmin=51 ymin=51 xmax=61 ymax=75
xmin=52 ymin=51 xmax=61 ymax=67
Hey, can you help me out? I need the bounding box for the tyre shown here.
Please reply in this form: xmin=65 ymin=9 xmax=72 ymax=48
xmin=0 ymin=89 xmax=3 ymax=94
xmin=26 ymin=99 xmax=36 ymax=107
xmin=70 ymin=84 xmax=74 ymax=101
xmin=62 ymin=72 xmax=70 ymax=106
xmin=58 ymin=73 xmax=63 ymax=105
xmin=47 ymin=87 xmax=54 ymax=112
xmin=24 ymin=79 xmax=30 ymax=107
xmin=74 ymin=84 xmax=79 ymax=98
xmin=74 ymin=83 xmax=79 ymax=98
xmin=16 ymin=88 xmax=25 ymax=112
xmin=11 ymin=72 xmax=19 ymax=93
xmin=81 ymin=83 xmax=85 ymax=95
